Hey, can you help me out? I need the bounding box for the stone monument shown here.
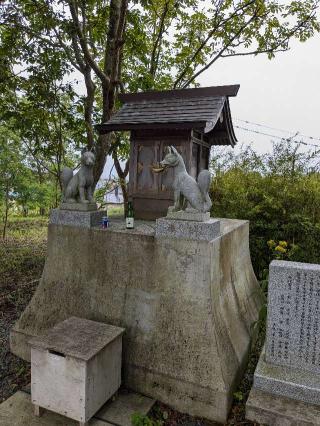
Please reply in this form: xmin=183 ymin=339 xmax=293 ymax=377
xmin=247 ymin=260 xmax=320 ymax=425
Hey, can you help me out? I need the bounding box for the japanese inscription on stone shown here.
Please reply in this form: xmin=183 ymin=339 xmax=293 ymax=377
xmin=266 ymin=260 xmax=320 ymax=374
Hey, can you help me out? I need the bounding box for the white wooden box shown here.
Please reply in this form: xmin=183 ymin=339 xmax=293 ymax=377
xmin=29 ymin=317 xmax=125 ymax=425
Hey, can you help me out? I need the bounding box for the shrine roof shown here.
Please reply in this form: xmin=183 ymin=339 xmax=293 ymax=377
xmin=96 ymin=85 xmax=239 ymax=146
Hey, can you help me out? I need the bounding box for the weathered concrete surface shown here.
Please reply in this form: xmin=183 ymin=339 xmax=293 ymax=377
xmin=0 ymin=392 xmax=109 ymax=426
xmin=50 ymin=208 xmax=106 ymax=228
xmin=10 ymin=218 xmax=262 ymax=423
xmin=96 ymin=390 xmax=155 ymax=426
xmin=156 ymin=217 xmax=221 ymax=241
xmin=246 ymin=387 xmax=320 ymax=426
xmin=166 ymin=208 xmax=210 ymax=222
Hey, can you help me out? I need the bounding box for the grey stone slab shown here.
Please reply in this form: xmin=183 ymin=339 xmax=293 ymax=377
xmin=166 ymin=208 xmax=210 ymax=222
xmin=60 ymin=202 xmax=98 ymax=211
xmin=96 ymin=390 xmax=155 ymax=426
xmin=266 ymin=260 xmax=320 ymax=373
xmin=0 ymin=392 xmax=110 ymax=426
xmin=155 ymin=217 xmax=220 ymax=241
xmin=29 ymin=317 xmax=124 ymax=361
xmin=253 ymin=345 xmax=320 ymax=405
xmin=50 ymin=208 xmax=107 ymax=228
xmin=246 ymin=387 xmax=320 ymax=426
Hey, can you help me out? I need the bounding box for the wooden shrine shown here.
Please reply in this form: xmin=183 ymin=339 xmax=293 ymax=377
xmin=96 ymin=85 xmax=239 ymax=219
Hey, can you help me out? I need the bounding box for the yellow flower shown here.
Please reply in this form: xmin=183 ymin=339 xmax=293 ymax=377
xmin=275 ymin=245 xmax=286 ymax=253
xmin=267 ymin=240 xmax=276 ymax=248
xmin=279 ymin=241 xmax=288 ymax=248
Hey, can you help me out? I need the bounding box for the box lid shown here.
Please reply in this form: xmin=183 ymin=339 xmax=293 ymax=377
xmin=29 ymin=317 xmax=125 ymax=361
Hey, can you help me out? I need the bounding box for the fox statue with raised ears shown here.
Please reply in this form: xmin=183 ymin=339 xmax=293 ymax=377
xmin=159 ymin=145 xmax=212 ymax=213
xmin=61 ymin=147 xmax=96 ymax=204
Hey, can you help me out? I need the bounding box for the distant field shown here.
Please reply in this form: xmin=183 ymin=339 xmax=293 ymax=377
xmin=106 ymin=204 xmax=124 ymax=218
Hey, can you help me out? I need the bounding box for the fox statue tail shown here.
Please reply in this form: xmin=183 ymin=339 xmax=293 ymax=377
xmin=197 ymin=170 xmax=212 ymax=212
xmin=61 ymin=167 xmax=74 ymax=201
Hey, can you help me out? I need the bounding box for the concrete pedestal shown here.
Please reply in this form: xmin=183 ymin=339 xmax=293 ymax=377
xmin=165 ymin=209 xmax=210 ymax=222
xmin=10 ymin=217 xmax=262 ymax=423
xmin=155 ymin=217 xmax=221 ymax=241
xmin=246 ymin=387 xmax=320 ymax=426
xmin=60 ymin=202 xmax=98 ymax=212
xmin=50 ymin=208 xmax=106 ymax=228
xmin=253 ymin=345 xmax=320 ymax=406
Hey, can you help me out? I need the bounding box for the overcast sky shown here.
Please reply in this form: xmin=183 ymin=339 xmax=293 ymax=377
xmin=198 ymin=35 xmax=320 ymax=154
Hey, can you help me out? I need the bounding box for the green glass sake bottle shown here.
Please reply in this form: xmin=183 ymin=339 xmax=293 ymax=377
xmin=126 ymin=200 xmax=134 ymax=229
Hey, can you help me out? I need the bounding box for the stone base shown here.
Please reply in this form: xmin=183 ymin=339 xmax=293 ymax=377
xmin=50 ymin=208 xmax=106 ymax=228
xmin=60 ymin=202 xmax=98 ymax=211
xmin=0 ymin=389 xmax=154 ymax=426
xmin=155 ymin=217 xmax=220 ymax=241
xmin=246 ymin=387 xmax=320 ymax=426
xmin=166 ymin=208 xmax=210 ymax=222
xmin=10 ymin=218 xmax=262 ymax=423
xmin=253 ymin=345 xmax=320 ymax=406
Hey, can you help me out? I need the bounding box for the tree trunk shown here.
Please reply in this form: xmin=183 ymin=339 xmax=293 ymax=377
xmin=93 ymin=0 xmax=128 ymax=187
xmin=83 ymin=65 xmax=96 ymax=149
xmin=93 ymin=133 xmax=112 ymax=187
xmin=67 ymin=0 xmax=128 ymax=188
xmin=113 ymin=153 xmax=129 ymax=215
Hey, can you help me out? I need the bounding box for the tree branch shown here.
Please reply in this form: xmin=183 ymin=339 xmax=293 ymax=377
xmin=149 ymin=0 xmax=170 ymax=78
xmin=83 ymin=65 xmax=96 ymax=148
xmin=220 ymin=48 xmax=287 ymax=58
xmin=70 ymin=31 xmax=86 ymax=72
xmin=182 ymin=11 xmax=259 ymax=88
xmin=220 ymin=8 xmax=319 ymax=60
xmin=173 ymin=0 xmax=258 ymax=88
xmin=52 ymin=26 xmax=82 ymax=72
xmin=68 ymin=0 xmax=110 ymax=84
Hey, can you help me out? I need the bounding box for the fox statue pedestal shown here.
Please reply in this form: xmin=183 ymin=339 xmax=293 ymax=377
xmin=166 ymin=208 xmax=210 ymax=222
xmin=156 ymin=217 xmax=221 ymax=241
xmin=50 ymin=205 xmax=106 ymax=229
xmin=10 ymin=217 xmax=262 ymax=423
xmin=60 ymin=202 xmax=98 ymax=211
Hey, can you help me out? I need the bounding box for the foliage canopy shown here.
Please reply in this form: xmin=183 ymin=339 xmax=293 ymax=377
xmin=1 ymin=0 xmax=319 ymax=190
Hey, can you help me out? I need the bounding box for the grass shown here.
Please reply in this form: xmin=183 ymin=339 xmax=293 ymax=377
xmin=107 ymin=204 xmax=125 ymax=218
xmin=0 ymin=215 xmax=47 ymax=403
xmin=0 ymin=215 xmax=262 ymax=425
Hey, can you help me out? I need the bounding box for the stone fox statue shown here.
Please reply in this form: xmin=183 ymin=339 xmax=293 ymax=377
xmin=61 ymin=148 xmax=95 ymax=203
xmin=159 ymin=145 xmax=212 ymax=213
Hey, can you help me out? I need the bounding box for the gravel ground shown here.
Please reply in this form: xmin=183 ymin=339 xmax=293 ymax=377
xmin=0 ymin=216 xmax=262 ymax=425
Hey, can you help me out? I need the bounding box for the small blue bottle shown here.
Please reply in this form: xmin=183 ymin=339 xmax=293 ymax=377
xmin=102 ymin=216 xmax=109 ymax=229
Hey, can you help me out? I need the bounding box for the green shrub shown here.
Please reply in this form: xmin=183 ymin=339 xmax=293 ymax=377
xmin=131 ymin=412 xmax=163 ymax=426
xmin=210 ymin=142 xmax=320 ymax=279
